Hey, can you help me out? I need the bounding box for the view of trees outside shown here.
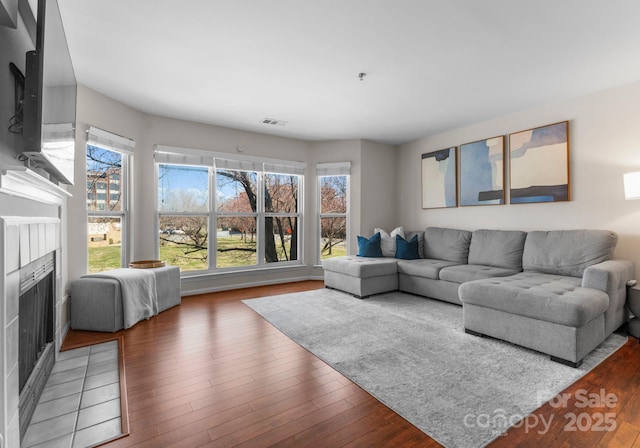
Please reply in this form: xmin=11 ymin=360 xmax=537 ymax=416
xmin=86 ymin=153 xmax=304 ymax=273
xmin=320 ymin=175 xmax=348 ymax=260
xmin=158 ymin=164 xmax=209 ymax=270
xmin=157 ymin=164 xmax=301 ymax=271
xmin=87 ymin=145 xmax=124 ymax=273
xmin=214 ymin=169 xmax=258 ymax=269
xmin=215 ymin=169 xmax=299 ymax=267
xmin=263 ymin=173 xmax=299 ymax=263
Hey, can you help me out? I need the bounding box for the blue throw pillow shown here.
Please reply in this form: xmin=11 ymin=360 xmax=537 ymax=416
xmin=357 ymin=232 xmax=383 ymax=257
xmin=395 ymin=234 xmax=420 ymax=259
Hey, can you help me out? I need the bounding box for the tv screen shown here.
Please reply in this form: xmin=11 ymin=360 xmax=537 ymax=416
xmin=22 ymin=0 xmax=77 ymax=185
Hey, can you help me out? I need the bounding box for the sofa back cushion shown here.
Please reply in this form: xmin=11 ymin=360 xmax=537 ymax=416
xmin=468 ymin=229 xmax=527 ymax=270
xmin=523 ymin=230 xmax=618 ymax=277
xmin=404 ymin=230 xmax=425 ymax=258
xmin=424 ymin=227 xmax=472 ymax=263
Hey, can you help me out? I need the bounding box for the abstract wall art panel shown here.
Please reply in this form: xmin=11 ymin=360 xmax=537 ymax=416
xmin=459 ymin=136 xmax=505 ymax=206
xmin=509 ymin=121 xmax=569 ymax=204
xmin=421 ymin=147 xmax=457 ymax=209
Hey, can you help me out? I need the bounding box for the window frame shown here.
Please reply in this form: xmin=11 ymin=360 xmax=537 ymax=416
xmin=86 ymin=141 xmax=132 ymax=272
xmin=154 ymin=146 xmax=305 ymax=275
xmin=157 ymin=163 xmax=211 ymax=272
xmin=262 ymin=172 xmax=303 ymax=266
xmin=317 ymin=163 xmax=351 ymax=265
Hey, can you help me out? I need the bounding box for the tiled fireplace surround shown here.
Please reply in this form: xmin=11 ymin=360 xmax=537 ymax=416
xmin=1 ymin=216 xmax=63 ymax=447
xmin=0 ymin=167 xmax=70 ymax=448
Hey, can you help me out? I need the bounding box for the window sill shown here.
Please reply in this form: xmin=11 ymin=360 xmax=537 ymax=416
xmin=180 ymin=263 xmax=308 ymax=281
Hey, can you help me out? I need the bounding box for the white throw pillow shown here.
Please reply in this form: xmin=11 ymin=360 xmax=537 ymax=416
xmin=374 ymin=227 xmax=405 ymax=257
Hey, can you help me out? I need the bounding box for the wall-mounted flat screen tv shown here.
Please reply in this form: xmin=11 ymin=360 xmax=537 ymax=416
xmin=22 ymin=0 xmax=77 ymax=185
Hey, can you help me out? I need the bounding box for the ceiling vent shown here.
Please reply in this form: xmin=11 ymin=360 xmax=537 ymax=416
xmin=261 ymin=118 xmax=288 ymax=126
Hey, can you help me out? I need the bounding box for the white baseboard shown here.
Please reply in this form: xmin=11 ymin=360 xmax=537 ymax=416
xmin=181 ymin=275 xmax=325 ymax=296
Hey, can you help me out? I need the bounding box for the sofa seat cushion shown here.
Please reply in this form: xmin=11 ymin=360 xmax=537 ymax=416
xmin=396 ymin=259 xmax=459 ymax=280
xmin=439 ymin=264 xmax=520 ymax=284
xmin=459 ymin=272 xmax=609 ymax=327
xmin=322 ymin=255 xmax=398 ymax=278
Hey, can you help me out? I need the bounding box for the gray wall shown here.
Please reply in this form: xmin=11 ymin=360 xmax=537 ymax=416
xmin=360 ymin=139 xmax=398 ymax=235
xmin=397 ymin=80 xmax=640 ymax=279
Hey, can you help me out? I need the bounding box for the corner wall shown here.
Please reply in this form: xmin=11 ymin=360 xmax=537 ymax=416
xmin=397 ymin=80 xmax=640 ymax=278
xmin=360 ymin=140 xmax=398 ymax=236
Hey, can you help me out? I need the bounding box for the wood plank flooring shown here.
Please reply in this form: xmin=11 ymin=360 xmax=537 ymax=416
xmin=62 ymin=281 xmax=640 ymax=447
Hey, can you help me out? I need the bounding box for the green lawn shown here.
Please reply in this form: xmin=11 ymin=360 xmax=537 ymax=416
xmin=215 ymin=237 xmax=257 ymax=268
xmin=321 ymin=240 xmax=347 ymax=260
xmin=88 ymin=245 xmax=122 ymax=273
xmin=89 ymin=236 xmax=311 ymax=272
xmin=321 ymin=246 xmax=347 ymax=259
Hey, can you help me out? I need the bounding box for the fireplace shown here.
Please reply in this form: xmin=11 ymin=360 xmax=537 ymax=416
xmin=18 ymin=251 xmax=56 ymax=438
xmin=0 ymin=214 xmax=64 ymax=447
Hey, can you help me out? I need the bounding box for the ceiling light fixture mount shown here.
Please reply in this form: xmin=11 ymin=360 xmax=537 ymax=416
xmin=357 ymin=72 xmax=367 ymax=81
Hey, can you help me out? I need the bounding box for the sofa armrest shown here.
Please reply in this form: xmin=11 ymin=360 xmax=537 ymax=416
xmin=582 ymin=260 xmax=635 ymax=293
xmin=582 ymin=260 xmax=635 ymax=335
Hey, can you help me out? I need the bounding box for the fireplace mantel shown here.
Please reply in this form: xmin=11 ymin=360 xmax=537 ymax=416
xmin=0 ymin=167 xmax=71 ymax=206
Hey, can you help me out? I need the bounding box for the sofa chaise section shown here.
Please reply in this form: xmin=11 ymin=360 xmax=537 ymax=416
xmin=323 ymin=255 xmax=399 ymax=298
xmin=460 ymin=230 xmax=634 ymax=367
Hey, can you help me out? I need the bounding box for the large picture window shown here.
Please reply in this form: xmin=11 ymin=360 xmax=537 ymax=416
xmin=86 ymin=127 xmax=134 ymax=273
xmin=155 ymin=147 xmax=304 ymax=273
xmin=317 ymin=162 xmax=350 ymax=263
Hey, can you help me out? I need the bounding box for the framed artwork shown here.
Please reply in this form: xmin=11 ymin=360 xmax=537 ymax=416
xmin=509 ymin=121 xmax=569 ymax=203
xmin=421 ymin=147 xmax=457 ymax=209
xmin=459 ymin=136 xmax=505 ymax=206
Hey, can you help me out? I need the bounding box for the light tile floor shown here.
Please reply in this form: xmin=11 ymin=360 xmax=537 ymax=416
xmin=22 ymin=341 xmax=123 ymax=448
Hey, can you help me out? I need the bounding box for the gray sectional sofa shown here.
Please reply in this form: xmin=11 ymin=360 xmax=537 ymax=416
xmin=322 ymin=227 xmax=635 ymax=367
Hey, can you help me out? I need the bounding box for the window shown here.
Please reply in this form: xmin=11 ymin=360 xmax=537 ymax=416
xmin=215 ymin=168 xmax=259 ymax=268
xmin=86 ymin=127 xmax=134 ymax=273
xmin=155 ymin=147 xmax=304 ymax=273
xmin=264 ymin=172 xmax=300 ymax=263
xmin=158 ymin=164 xmax=210 ymax=271
xmin=317 ymin=162 xmax=350 ymax=263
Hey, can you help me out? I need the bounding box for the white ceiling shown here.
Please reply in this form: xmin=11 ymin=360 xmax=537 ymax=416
xmin=56 ymin=0 xmax=640 ymax=145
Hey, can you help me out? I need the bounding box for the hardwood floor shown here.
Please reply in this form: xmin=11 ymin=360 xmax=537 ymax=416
xmin=62 ymin=281 xmax=640 ymax=447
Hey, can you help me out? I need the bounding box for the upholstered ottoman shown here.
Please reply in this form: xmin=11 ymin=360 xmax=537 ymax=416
xmin=71 ymin=266 xmax=181 ymax=332
xmin=322 ymin=255 xmax=399 ymax=298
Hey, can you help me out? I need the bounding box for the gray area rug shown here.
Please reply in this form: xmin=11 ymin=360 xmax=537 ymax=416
xmin=243 ymin=289 xmax=627 ymax=448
